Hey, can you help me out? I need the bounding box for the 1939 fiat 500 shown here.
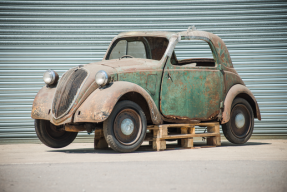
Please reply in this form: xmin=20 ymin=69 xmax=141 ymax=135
xmin=31 ymin=29 xmax=261 ymax=152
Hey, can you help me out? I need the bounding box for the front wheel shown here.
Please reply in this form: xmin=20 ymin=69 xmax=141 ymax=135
xmin=103 ymin=100 xmax=147 ymax=152
xmin=222 ymin=98 xmax=254 ymax=144
xmin=35 ymin=119 xmax=77 ymax=148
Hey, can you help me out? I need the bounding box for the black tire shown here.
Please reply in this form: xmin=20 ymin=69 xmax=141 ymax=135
xmin=103 ymin=100 xmax=147 ymax=152
xmin=35 ymin=119 xmax=77 ymax=148
xmin=222 ymin=98 xmax=254 ymax=144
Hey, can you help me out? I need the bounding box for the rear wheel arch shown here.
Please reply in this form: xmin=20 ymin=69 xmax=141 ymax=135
xmin=235 ymin=93 xmax=258 ymax=119
xmin=222 ymin=84 xmax=261 ymax=124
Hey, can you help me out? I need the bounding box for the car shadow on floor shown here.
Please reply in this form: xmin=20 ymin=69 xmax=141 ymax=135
xmin=47 ymin=141 xmax=271 ymax=154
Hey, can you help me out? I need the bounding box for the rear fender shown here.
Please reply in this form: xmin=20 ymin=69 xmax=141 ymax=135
xmin=74 ymin=81 xmax=163 ymax=124
xmin=222 ymin=84 xmax=261 ymax=124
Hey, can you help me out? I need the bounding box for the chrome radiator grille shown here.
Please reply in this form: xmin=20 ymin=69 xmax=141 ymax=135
xmin=52 ymin=68 xmax=88 ymax=118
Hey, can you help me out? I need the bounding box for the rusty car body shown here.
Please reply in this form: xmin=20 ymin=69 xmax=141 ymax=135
xmin=31 ymin=29 xmax=261 ymax=152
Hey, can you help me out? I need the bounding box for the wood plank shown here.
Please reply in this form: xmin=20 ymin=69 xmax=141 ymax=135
xmin=206 ymin=124 xmax=221 ymax=146
xmin=198 ymin=122 xmax=219 ymax=127
xmin=94 ymin=138 xmax=108 ymax=149
xmin=181 ymin=127 xmax=195 ymax=148
xmin=152 ymin=129 xmax=166 ymax=151
xmin=162 ymin=133 xmax=219 ymax=139
xmin=147 ymin=123 xmax=219 ymax=130
xmin=207 ymin=136 xmax=221 ymax=146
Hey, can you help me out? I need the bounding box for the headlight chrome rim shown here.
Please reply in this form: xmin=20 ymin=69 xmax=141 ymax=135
xmin=43 ymin=69 xmax=58 ymax=85
xmin=95 ymin=70 xmax=110 ymax=86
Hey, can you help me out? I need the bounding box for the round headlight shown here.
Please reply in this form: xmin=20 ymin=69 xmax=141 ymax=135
xmin=95 ymin=70 xmax=110 ymax=86
xmin=43 ymin=70 xmax=58 ymax=85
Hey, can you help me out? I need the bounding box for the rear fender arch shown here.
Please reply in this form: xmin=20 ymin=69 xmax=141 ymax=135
xmin=74 ymin=81 xmax=163 ymax=124
xmin=222 ymin=84 xmax=261 ymax=124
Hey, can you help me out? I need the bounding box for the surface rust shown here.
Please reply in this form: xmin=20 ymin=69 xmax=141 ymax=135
xmin=31 ymin=29 xmax=260 ymax=127
xmin=31 ymin=86 xmax=55 ymax=120
xmin=74 ymin=81 xmax=162 ymax=125
xmin=65 ymin=124 xmax=86 ymax=132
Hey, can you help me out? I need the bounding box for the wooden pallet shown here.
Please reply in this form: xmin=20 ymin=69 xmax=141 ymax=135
xmin=94 ymin=129 xmax=109 ymax=149
xmin=146 ymin=122 xmax=221 ymax=151
xmin=93 ymin=122 xmax=221 ymax=151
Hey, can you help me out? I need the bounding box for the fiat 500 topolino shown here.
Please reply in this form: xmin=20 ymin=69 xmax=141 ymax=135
xmin=31 ymin=30 xmax=261 ymax=152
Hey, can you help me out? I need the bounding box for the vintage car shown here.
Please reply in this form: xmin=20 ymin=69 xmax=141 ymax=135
xmin=31 ymin=29 xmax=261 ymax=152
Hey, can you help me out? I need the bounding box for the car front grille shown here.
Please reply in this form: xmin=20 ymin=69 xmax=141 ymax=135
xmin=52 ymin=68 xmax=88 ymax=118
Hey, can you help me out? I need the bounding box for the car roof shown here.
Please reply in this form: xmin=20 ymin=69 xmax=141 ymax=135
xmin=116 ymin=31 xmax=175 ymax=39
xmin=115 ymin=30 xmax=233 ymax=68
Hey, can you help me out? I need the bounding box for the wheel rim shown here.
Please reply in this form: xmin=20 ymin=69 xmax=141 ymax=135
xmin=44 ymin=121 xmax=67 ymax=140
xmin=113 ymin=108 xmax=142 ymax=145
xmin=231 ymin=104 xmax=251 ymax=138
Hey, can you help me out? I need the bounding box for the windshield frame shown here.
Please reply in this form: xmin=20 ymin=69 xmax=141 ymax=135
xmin=104 ymin=36 xmax=170 ymax=61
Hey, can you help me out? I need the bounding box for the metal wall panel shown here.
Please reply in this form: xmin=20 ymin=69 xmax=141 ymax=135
xmin=0 ymin=0 xmax=287 ymax=140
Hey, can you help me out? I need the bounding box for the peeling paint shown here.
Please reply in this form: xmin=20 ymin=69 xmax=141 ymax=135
xmin=31 ymin=30 xmax=260 ymax=126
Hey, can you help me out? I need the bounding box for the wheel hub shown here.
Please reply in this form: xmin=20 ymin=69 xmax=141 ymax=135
xmin=113 ymin=108 xmax=142 ymax=145
xmin=121 ymin=118 xmax=134 ymax=135
xmin=231 ymin=104 xmax=251 ymax=138
xmin=235 ymin=113 xmax=245 ymax=129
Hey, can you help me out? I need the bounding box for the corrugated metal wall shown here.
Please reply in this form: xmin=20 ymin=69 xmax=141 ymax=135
xmin=1 ymin=0 xmax=287 ymax=141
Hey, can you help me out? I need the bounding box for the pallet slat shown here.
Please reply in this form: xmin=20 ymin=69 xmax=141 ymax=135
xmin=162 ymin=133 xmax=220 ymax=139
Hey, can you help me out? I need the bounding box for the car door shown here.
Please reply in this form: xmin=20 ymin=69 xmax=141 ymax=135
xmin=160 ymin=39 xmax=224 ymax=121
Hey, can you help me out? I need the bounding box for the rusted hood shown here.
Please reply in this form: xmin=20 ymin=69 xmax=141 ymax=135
xmin=49 ymin=64 xmax=117 ymax=125
xmin=88 ymin=58 xmax=159 ymax=73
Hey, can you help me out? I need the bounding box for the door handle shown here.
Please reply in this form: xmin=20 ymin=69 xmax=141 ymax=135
xmin=167 ymin=71 xmax=173 ymax=82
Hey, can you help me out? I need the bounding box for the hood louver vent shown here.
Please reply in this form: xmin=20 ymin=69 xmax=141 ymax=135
xmin=52 ymin=68 xmax=88 ymax=119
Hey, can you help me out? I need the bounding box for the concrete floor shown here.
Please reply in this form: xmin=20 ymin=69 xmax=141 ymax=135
xmin=0 ymin=139 xmax=287 ymax=192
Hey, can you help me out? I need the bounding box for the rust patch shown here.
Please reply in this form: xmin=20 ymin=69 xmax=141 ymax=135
xmin=65 ymin=124 xmax=86 ymax=132
xmin=74 ymin=81 xmax=163 ymax=125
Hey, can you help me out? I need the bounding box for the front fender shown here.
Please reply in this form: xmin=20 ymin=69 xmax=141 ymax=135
xmin=31 ymin=86 xmax=55 ymax=120
xmin=222 ymin=84 xmax=261 ymax=124
xmin=74 ymin=81 xmax=162 ymax=124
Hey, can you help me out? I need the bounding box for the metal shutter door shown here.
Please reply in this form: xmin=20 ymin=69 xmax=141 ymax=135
xmin=0 ymin=0 xmax=286 ymax=141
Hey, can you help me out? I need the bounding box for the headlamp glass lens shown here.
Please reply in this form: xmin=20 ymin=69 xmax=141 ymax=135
xmin=43 ymin=70 xmax=55 ymax=85
xmin=95 ymin=70 xmax=108 ymax=85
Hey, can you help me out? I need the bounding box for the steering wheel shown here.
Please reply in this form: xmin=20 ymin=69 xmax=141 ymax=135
xmin=120 ymin=55 xmax=134 ymax=59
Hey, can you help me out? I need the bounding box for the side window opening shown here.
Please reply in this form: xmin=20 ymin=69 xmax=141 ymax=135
xmin=172 ymin=39 xmax=215 ymax=67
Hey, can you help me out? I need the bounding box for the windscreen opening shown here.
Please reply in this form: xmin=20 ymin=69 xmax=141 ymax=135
xmin=106 ymin=37 xmax=169 ymax=61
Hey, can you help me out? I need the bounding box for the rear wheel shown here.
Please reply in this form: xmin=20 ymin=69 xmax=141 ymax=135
xmin=35 ymin=119 xmax=77 ymax=148
xmin=103 ymin=100 xmax=147 ymax=152
xmin=222 ymin=98 xmax=254 ymax=144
